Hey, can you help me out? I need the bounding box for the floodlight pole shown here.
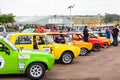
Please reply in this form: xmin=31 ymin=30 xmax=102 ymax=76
xmin=68 ymin=4 xmax=75 ymax=28
xmin=98 ymin=14 xmax=101 ymax=27
xmin=0 ymin=8 xmax=1 ymax=15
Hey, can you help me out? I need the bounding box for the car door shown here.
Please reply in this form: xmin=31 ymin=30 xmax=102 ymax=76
xmin=0 ymin=42 xmax=18 ymax=74
xmin=35 ymin=35 xmax=54 ymax=55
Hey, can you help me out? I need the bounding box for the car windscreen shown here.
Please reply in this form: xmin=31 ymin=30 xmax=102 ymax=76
xmin=89 ymin=33 xmax=98 ymax=38
xmin=3 ymin=38 xmax=18 ymax=51
xmin=64 ymin=34 xmax=72 ymax=42
xmin=0 ymin=27 xmax=4 ymax=32
xmin=6 ymin=34 xmax=11 ymax=41
xmin=47 ymin=34 xmax=65 ymax=44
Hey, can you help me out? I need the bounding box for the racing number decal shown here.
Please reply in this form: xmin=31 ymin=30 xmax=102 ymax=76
xmin=0 ymin=56 xmax=5 ymax=68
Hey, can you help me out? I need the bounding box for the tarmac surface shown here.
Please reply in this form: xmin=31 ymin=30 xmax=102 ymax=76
xmin=0 ymin=44 xmax=120 ymax=80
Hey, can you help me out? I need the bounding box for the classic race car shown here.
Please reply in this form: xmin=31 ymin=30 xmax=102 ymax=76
xmin=66 ymin=32 xmax=104 ymax=52
xmin=0 ymin=36 xmax=54 ymax=80
xmin=6 ymin=33 xmax=80 ymax=64
xmin=88 ymin=32 xmax=111 ymax=48
xmin=45 ymin=32 xmax=93 ymax=56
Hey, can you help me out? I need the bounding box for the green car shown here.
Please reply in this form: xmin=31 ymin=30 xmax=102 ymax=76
xmin=0 ymin=36 xmax=55 ymax=80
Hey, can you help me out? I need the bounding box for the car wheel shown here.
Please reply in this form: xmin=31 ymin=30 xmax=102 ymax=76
xmin=80 ymin=48 xmax=88 ymax=56
xmin=104 ymin=42 xmax=108 ymax=48
xmin=93 ymin=44 xmax=100 ymax=52
xmin=26 ymin=63 xmax=45 ymax=80
xmin=60 ymin=52 xmax=73 ymax=64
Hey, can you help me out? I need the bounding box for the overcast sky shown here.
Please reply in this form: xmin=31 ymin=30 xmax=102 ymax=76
xmin=0 ymin=0 xmax=120 ymax=16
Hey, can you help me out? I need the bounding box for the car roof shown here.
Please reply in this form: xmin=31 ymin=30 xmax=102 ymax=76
xmin=45 ymin=32 xmax=65 ymax=35
xmin=64 ymin=32 xmax=82 ymax=34
xmin=90 ymin=31 xmax=105 ymax=34
xmin=9 ymin=33 xmax=46 ymax=36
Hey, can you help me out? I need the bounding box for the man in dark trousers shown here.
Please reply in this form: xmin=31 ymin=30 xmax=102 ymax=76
xmin=83 ymin=26 xmax=89 ymax=42
xmin=112 ymin=26 xmax=119 ymax=46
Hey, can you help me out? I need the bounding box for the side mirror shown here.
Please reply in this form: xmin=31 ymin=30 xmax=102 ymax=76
xmin=6 ymin=50 xmax=10 ymax=55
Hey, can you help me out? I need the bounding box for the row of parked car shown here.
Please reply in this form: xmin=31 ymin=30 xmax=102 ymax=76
xmin=0 ymin=30 xmax=112 ymax=80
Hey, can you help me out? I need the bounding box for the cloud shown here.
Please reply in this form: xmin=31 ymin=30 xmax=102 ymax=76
xmin=0 ymin=0 xmax=120 ymax=16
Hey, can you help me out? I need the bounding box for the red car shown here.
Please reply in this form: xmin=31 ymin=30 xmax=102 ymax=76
xmin=66 ymin=32 xmax=105 ymax=52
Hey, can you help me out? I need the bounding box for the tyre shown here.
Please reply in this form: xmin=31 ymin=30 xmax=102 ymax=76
xmin=26 ymin=63 xmax=45 ymax=80
xmin=93 ymin=44 xmax=100 ymax=52
xmin=104 ymin=42 xmax=109 ymax=48
xmin=60 ymin=52 xmax=73 ymax=64
xmin=80 ymin=48 xmax=88 ymax=56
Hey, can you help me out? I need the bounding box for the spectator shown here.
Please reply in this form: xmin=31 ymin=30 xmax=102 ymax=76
xmin=40 ymin=26 xmax=46 ymax=33
xmin=83 ymin=26 xmax=89 ymax=42
xmin=105 ymin=27 xmax=110 ymax=39
xmin=50 ymin=27 xmax=56 ymax=32
xmin=36 ymin=26 xmax=45 ymax=33
xmin=36 ymin=26 xmax=41 ymax=33
xmin=45 ymin=25 xmax=50 ymax=32
xmin=112 ymin=26 xmax=119 ymax=46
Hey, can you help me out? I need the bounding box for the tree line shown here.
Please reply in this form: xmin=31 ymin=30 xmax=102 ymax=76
xmin=103 ymin=13 xmax=120 ymax=24
xmin=0 ymin=13 xmax=15 ymax=24
xmin=0 ymin=13 xmax=120 ymax=25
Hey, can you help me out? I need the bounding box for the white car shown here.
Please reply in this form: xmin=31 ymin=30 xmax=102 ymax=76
xmin=21 ymin=28 xmax=36 ymax=33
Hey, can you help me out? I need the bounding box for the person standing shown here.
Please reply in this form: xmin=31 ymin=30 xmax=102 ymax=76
xmin=112 ymin=26 xmax=119 ymax=46
xmin=36 ymin=25 xmax=41 ymax=33
xmin=105 ymin=27 xmax=110 ymax=39
xmin=50 ymin=27 xmax=56 ymax=32
xmin=83 ymin=26 xmax=89 ymax=42
xmin=40 ymin=26 xmax=46 ymax=33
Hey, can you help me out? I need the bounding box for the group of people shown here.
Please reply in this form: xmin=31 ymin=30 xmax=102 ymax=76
xmin=36 ymin=25 xmax=71 ymax=33
xmin=36 ymin=26 xmax=57 ymax=33
xmin=36 ymin=25 xmax=120 ymax=46
xmin=83 ymin=26 xmax=120 ymax=46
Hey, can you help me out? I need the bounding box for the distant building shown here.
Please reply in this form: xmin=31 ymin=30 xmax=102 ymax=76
xmin=15 ymin=15 xmax=72 ymax=27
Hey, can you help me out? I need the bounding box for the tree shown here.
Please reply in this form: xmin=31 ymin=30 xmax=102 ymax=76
xmin=103 ymin=13 xmax=120 ymax=24
xmin=103 ymin=13 xmax=114 ymax=24
xmin=0 ymin=13 xmax=15 ymax=23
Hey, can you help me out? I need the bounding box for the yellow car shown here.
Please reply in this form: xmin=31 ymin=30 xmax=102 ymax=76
xmin=6 ymin=33 xmax=80 ymax=64
xmin=88 ymin=32 xmax=111 ymax=48
xmin=45 ymin=32 xmax=93 ymax=56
